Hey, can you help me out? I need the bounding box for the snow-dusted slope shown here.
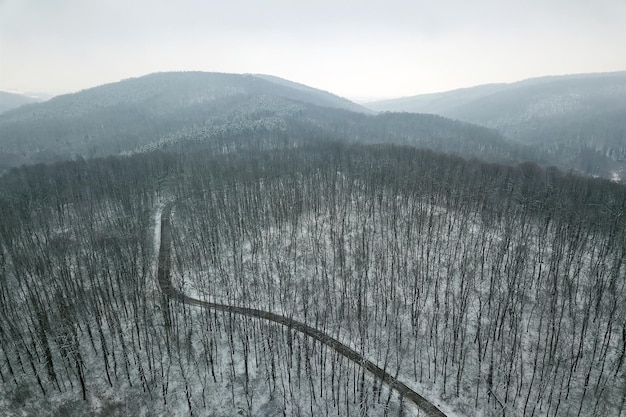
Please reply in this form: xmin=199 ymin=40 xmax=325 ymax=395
xmin=0 ymin=72 xmax=370 ymax=170
xmin=367 ymin=72 xmax=626 ymax=179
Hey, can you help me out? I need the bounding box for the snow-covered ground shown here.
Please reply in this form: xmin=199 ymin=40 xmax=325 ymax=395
xmin=1 ymin=169 xmax=624 ymax=417
xmin=168 ymin=177 xmax=625 ymax=416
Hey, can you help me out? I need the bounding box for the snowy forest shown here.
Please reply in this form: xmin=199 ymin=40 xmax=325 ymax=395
xmin=1 ymin=143 xmax=625 ymax=416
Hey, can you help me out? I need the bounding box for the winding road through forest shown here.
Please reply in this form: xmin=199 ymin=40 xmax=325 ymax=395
xmin=156 ymin=202 xmax=448 ymax=417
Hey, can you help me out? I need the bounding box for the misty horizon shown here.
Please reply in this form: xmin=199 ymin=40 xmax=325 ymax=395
xmin=3 ymin=69 xmax=626 ymax=105
xmin=2 ymin=0 xmax=626 ymax=99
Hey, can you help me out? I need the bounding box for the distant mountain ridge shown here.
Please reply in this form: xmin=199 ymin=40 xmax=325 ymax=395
xmin=0 ymin=91 xmax=40 ymax=114
xmin=251 ymin=74 xmax=370 ymax=114
xmin=366 ymin=83 xmax=509 ymax=115
xmin=367 ymin=71 xmax=626 ymax=118
xmin=0 ymin=72 xmax=373 ymax=171
xmin=0 ymin=71 xmax=527 ymax=173
xmin=2 ymin=72 xmax=371 ymax=121
xmin=2 ymin=71 xmax=621 ymax=179
xmin=367 ymin=71 xmax=626 ymax=179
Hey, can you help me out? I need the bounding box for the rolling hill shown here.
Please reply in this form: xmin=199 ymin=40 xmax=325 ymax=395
xmin=368 ymin=71 xmax=626 ymax=179
xmin=0 ymin=71 xmax=527 ymax=173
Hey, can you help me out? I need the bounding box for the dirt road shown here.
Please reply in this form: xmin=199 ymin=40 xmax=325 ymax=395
xmin=156 ymin=202 xmax=448 ymax=417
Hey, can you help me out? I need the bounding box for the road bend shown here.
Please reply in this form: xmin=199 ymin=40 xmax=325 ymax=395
xmin=156 ymin=203 xmax=447 ymax=417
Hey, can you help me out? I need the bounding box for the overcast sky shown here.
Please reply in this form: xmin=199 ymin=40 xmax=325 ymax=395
xmin=1 ymin=0 xmax=625 ymax=100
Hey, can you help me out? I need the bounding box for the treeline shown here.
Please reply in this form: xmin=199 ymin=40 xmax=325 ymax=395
xmin=0 ymin=143 xmax=625 ymax=416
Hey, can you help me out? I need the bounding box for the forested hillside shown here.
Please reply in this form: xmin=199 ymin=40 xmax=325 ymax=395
xmin=0 ymin=72 xmax=368 ymax=170
xmin=7 ymin=71 xmax=622 ymax=179
xmin=1 ymin=144 xmax=624 ymax=416
xmin=0 ymin=71 xmax=538 ymax=174
xmin=368 ymin=72 xmax=626 ymax=179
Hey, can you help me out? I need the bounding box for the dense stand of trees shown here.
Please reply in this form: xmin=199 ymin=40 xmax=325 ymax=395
xmin=0 ymin=144 xmax=624 ymax=416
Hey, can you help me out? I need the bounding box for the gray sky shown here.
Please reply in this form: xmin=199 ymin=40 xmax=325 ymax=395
xmin=1 ymin=0 xmax=625 ymax=100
